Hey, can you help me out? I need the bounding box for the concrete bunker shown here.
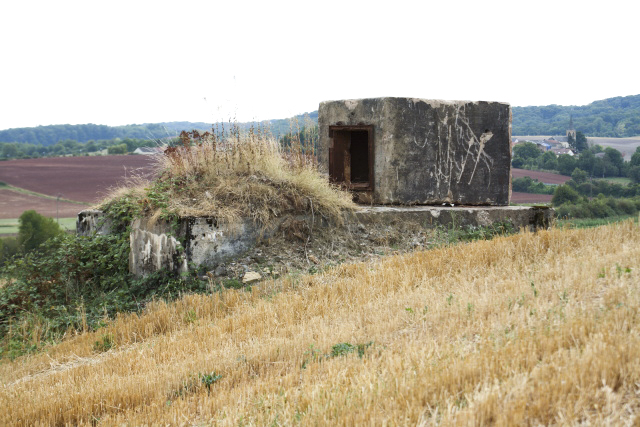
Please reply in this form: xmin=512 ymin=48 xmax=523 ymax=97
xmin=78 ymin=97 xmax=553 ymax=278
xmin=319 ymin=98 xmax=512 ymax=206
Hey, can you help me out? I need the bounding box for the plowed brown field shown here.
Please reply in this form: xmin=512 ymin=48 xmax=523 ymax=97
xmin=0 ymin=155 xmax=156 ymax=204
xmin=511 ymin=191 xmax=552 ymax=204
xmin=512 ymin=168 xmax=570 ymax=185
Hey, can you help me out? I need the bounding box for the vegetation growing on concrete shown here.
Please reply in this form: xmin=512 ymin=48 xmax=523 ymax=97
xmin=99 ymin=126 xmax=356 ymax=232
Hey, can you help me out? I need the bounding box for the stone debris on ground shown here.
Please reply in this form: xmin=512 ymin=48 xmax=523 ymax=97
xmin=242 ymin=271 xmax=262 ymax=284
xmin=208 ymin=217 xmax=446 ymax=288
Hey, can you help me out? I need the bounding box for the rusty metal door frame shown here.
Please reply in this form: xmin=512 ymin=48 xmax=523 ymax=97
xmin=328 ymin=125 xmax=374 ymax=191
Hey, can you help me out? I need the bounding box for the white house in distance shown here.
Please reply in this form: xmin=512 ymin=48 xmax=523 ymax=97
xmin=133 ymin=147 xmax=166 ymax=155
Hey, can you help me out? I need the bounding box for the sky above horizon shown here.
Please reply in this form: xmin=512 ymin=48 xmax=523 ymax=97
xmin=1 ymin=0 xmax=638 ymax=131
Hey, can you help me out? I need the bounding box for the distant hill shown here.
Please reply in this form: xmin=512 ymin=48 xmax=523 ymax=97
xmin=2 ymin=95 xmax=639 ymax=145
xmin=0 ymin=111 xmax=319 ymax=146
xmin=512 ymin=94 xmax=640 ymax=137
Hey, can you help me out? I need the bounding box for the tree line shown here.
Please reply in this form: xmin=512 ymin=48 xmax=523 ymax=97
xmin=512 ymin=94 xmax=640 ymax=137
xmin=512 ymin=141 xmax=640 ymax=181
xmin=0 ymin=112 xmax=319 ymax=148
xmin=0 ymin=138 xmax=160 ymax=159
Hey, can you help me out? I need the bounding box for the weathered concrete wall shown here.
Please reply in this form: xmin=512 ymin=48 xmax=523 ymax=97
xmin=76 ymin=210 xmax=112 ymax=236
xmin=79 ymin=204 xmax=551 ymax=277
xmin=129 ymin=218 xmax=188 ymax=277
xmin=179 ymin=217 xmax=261 ymax=273
xmin=318 ymin=98 xmax=511 ymax=205
xmin=128 ymin=217 xmax=264 ymax=277
xmin=355 ymin=205 xmax=552 ymax=231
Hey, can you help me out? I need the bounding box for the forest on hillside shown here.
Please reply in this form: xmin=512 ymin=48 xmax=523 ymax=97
xmin=0 ymin=112 xmax=318 ymax=147
xmin=512 ymin=94 xmax=640 ymax=137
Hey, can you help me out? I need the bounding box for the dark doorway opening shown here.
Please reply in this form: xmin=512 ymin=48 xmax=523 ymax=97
xmin=329 ymin=125 xmax=374 ymax=191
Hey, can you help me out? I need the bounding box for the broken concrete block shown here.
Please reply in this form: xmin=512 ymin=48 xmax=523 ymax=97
xmin=242 ymin=271 xmax=261 ymax=284
xmin=318 ymin=97 xmax=511 ymax=205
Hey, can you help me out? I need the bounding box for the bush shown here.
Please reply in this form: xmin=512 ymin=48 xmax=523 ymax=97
xmin=571 ymin=168 xmax=588 ymax=184
xmin=0 ymin=230 xmax=205 ymax=358
xmin=554 ymin=195 xmax=640 ymax=220
xmin=512 ymin=177 xmax=555 ymax=195
xmin=0 ymin=237 xmax=19 ymax=265
xmin=552 ymin=185 xmax=581 ymax=206
xmin=18 ymin=210 xmax=64 ymax=253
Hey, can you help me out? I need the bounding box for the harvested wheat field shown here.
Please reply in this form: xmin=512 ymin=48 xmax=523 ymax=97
xmin=2 ymin=222 xmax=640 ymax=425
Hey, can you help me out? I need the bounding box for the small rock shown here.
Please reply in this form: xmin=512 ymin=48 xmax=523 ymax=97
xmin=214 ymin=265 xmax=227 ymax=276
xmin=242 ymin=271 xmax=261 ymax=284
xmin=308 ymin=255 xmax=319 ymax=264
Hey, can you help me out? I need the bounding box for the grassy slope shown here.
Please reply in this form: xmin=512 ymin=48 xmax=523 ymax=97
xmin=2 ymin=222 xmax=640 ymax=425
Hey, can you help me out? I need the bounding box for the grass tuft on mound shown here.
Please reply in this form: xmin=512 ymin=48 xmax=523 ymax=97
xmin=99 ymin=127 xmax=356 ymax=230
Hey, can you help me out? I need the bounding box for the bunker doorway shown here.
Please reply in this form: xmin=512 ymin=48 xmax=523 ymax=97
xmin=329 ymin=125 xmax=374 ymax=191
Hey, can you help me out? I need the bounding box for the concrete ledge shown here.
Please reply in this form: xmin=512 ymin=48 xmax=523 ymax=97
xmin=355 ymin=205 xmax=553 ymax=230
xmin=78 ymin=205 xmax=553 ymax=277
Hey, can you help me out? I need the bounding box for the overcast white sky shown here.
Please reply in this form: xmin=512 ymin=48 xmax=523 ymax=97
xmin=1 ymin=0 xmax=638 ymax=130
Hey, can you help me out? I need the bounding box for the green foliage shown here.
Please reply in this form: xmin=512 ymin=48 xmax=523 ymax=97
xmin=512 ymin=177 xmax=555 ymax=194
xmin=17 ymin=210 xmax=64 ymax=253
xmin=199 ymin=372 xmax=222 ymax=391
xmin=571 ymin=168 xmax=588 ymax=184
xmin=330 ymin=342 xmax=373 ymax=358
xmin=513 ymin=142 xmax=541 ymax=160
xmin=557 ymin=154 xmax=578 ymax=175
xmin=0 ymin=237 xmax=19 ymax=265
xmin=629 ymin=166 xmax=640 ymax=184
xmin=540 ymin=151 xmax=558 ymax=170
xmin=107 ymin=143 xmax=128 ymax=155
xmin=573 ymin=131 xmax=588 ymax=152
xmin=631 ymin=147 xmax=640 ymax=167
xmin=442 ymin=220 xmax=515 ymax=243
xmin=0 ymin=230 xmax=205 ymax=358
xmin=552 ymin=185 xmax=581 ymax=206
xmin=93 ymin=333 xmax=114 ymax=353
xmin=0 ymin=136 xmax=161 ymax=159
xmin=512 ymin=94 xmax=640 ymax=137
xmin=554 ymin=195 xmax=640 ymax=220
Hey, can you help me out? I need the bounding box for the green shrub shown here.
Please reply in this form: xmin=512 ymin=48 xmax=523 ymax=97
xmin=17 ymin=210 xmax=64 ymax=253
xmin=0 ymin=231 xmax=205 ymax=358
xmin=552 ymin=185 xmax=581 ymax=206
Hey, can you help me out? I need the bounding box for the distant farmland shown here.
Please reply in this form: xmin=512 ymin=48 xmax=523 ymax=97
xmin=0 ymin=155 xmax=156 ymax=219
xmin=512 ymin=168 xmax=570 ymax=185
xmin=0 ymin=155 xmax=155 ymax=202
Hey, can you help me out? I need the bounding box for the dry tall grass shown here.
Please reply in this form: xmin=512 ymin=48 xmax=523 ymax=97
xmin=2 ymin=222 xmax=640 ymax=425
xmin=100 ymin=127 xmax=355 ymax=229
